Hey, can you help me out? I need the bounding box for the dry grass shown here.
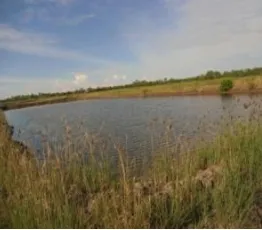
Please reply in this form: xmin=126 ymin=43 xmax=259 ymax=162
xmin=3 ymin=76 xmax=262 ymax=111
xmin=1 ymin=108 xmax=262 ymax=228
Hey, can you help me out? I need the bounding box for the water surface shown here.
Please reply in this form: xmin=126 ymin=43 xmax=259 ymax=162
xmin=5 ymin=95 xmax=261 ymax=159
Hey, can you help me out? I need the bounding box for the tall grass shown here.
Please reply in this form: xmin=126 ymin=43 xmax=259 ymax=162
xmin=1 ymin=109 xmax=262 ymax=228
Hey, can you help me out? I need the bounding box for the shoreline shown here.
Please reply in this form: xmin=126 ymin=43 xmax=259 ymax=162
xmin=0 ymin=110 xmax=31 ymax=156
xmin=3 ymin=88 xmax=262 ymax=111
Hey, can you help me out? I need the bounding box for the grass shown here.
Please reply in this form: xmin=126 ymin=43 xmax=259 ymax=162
xmin=1 ymin=107 xmax=262 ymax=228
xmin=2 ymin=75 xmax=262 ymax=110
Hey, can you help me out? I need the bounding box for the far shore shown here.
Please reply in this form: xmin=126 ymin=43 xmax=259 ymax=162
xmin=2 ymin=74 xmax=262 ymax=111
xmin=2 ymin=88 xmax=262 ymax=111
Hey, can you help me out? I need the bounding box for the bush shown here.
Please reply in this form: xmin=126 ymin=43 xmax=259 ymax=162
xmin=220 ymin=79 xmax=233 ymax=93
xmin=248 ymin=80 xmax=256 ymax=91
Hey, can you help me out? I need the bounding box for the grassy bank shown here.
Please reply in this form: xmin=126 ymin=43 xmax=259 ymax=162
xmin=2 ymin=74 xmax=262 ymax=110
xmin=1 ymin=108 xmax=262 ymax=228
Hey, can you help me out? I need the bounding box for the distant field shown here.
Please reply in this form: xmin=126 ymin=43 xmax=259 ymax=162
xmin=2 ymin=75 xmax=262 ymax=110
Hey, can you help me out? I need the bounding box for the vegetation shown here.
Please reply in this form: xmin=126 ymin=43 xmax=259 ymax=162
xmin=1 ymin=105 xmax=262 ymax=228
xmin=1 ymin=66 xmax=262 ymax=110
xmin=2 ymin=66 xmax=262 ymax=101
xmin=220 ymin=79 xmax=233 ymax=93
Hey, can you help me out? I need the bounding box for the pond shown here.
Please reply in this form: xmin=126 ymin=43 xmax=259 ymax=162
xmin=5 ymin=95 xmax=261 ymax=160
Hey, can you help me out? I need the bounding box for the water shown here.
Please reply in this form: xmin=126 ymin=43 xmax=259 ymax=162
xmin=4 ymin=95 xmax=262 ymax=159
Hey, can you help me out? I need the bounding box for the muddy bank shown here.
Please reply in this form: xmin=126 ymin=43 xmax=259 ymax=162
xmin=0 ymin=110 xmax=31 ymax=156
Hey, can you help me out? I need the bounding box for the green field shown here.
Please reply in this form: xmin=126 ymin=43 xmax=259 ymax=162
xmin=2 ymin=74 xmax=262 ymax=110
xmin=2 ymin=67 xmax=262 ymax=110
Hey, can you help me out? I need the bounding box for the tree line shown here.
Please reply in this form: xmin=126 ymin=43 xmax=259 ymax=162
xmin=3 ymin=67 xmax=262 ymax=102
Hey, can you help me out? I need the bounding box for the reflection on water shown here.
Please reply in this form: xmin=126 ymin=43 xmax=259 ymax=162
xmin=5 ymin=95 xmax=262 ymax=159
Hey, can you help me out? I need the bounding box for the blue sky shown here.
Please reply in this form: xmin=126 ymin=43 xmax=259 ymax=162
xmin=1 ymin=0 xmax=262 ymax=98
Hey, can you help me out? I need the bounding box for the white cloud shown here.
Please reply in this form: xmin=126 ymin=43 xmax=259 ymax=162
xmin=113 ymin=75 xmax=118 ymax=80
xmin=0 ymin=77 xmax=60 ymax=98
xmin=113 ymin=74 xmax=127 ymax=80
xmin=100 ymin=74 xmax=128 ymax=87
xmin=0 ymin=24 xmax=82 ymax=60
xmin=125 ymin=0 xmax=262 ymax=78
xmin=0 ymin=24 xmax=113 ymax=65
xmin=73 ymin=73 xmax=88 ymax=85
xmin=0 ymin=72 xmax=91 ymax=98
xmin=107 ymin=74 xmax=127 ymax=81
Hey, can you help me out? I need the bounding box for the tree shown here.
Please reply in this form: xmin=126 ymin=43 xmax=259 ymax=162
xmin=220 ymin=79 xmax=233 ymax=93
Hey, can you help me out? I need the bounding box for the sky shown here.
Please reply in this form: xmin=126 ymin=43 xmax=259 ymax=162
xmin=1 ymin=0 xmax=262 ymax=98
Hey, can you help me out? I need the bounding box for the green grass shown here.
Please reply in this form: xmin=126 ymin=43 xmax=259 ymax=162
xmin=2 ymin=75 xmax=262 ymax=111
xmin=1 ymin=108 xmax=262 ymax=228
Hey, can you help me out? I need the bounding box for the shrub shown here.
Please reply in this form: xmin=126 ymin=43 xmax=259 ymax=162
xmin=248 ymin=80 xmax=256 ymax=91
xmin=220 ymin=79 xmax=233 ymax=93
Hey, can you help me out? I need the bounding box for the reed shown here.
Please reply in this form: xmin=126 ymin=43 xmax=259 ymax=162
xmin=1 ymin=109 xmax=262 ymax=228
